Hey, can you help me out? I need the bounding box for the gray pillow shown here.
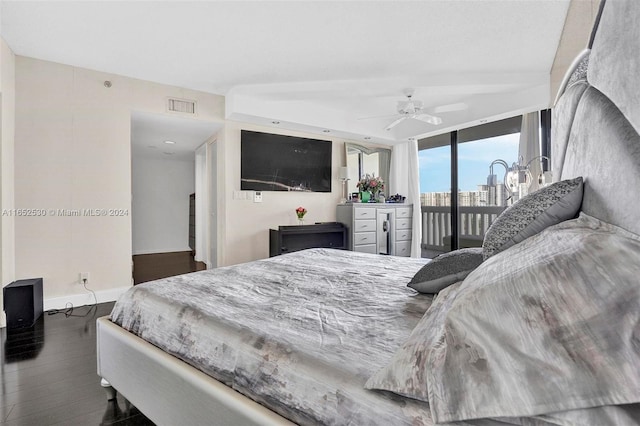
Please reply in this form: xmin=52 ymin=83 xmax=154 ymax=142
xmin=367 ymin=213 xmax=640 ymax=423
xmin=407 ymin=248 xmax=483 ymax=294
xmin=482 ymin=176 xmax=583 ymax=260
xmin=365 ymin=280 xmax=462 ymax=402
xmin=428 ymin=213 xmax=640 ymax=422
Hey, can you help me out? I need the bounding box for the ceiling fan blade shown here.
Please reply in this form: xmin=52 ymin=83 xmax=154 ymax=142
xmin=430 ymin=102 xmax=468 ymax=114
xmin=414 ymin=113 xmax=443 ymax=125
xmin=385 ymin=116 xmax=408 ymax=131
xmin=358 ymin=113 xmax=402 ymax=121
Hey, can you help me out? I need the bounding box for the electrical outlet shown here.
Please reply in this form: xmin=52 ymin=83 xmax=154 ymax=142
xmin=80 ymin=272 xmax=90 ymax=285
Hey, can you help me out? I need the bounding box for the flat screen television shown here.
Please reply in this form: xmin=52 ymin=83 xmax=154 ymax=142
xmin=241 ymin=130 xmax=332 ymax=192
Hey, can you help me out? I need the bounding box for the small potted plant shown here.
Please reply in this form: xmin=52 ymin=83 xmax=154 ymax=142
xmin=356 ymin=174 xmax=385 ymax=202
xmin=295 ymin=206 xmax=307 ymax=225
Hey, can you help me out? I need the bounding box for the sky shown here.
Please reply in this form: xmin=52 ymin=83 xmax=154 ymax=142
xmin=419 ymin=133 xmax=520 ymax=193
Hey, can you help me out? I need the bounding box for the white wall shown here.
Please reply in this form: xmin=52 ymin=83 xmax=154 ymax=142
xmin=131 ymin=155 xmax=195 ymax=255
xmin=550 ymin=0 xmax=601 ymax=100
xmin=14 ymin=56 xmax=224 ymax=308
xmin=0 ymin=38 xmax=16 ymax=328
xmin=217 ymin=121 xmax=354 ymax=267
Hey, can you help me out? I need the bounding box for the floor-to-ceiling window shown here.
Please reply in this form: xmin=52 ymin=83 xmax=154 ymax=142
xmin=419 ymin=115 xmax=534 ymax=256
xmin=419 ymin=142 xmax=452 ymax=257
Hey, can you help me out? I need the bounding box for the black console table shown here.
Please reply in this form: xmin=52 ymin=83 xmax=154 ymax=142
xmin=269 ymin=222 xmax=347 ymax=257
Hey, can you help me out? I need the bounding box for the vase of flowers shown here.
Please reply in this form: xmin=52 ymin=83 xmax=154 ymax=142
xmin=295 ymin=206 xmax=307 ymax=225
xmin=356 ymin=174 xmax=384 ymax=203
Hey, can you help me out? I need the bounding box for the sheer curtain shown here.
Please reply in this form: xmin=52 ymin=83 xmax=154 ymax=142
xmin=390 ymin=140 xmax=422 ymax=258
xmin=378 ymin=150 xmax=391 ymax=197
xmin=519 ymin=112 xmax=541 ymax=193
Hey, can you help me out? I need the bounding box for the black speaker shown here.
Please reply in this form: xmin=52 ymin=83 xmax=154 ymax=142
xmin=3 ymin=278 xmax=43 ymax=329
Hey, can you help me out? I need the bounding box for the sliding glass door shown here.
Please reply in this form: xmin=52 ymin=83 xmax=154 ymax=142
xmin=418 ymin=115 xmax=533 ymax=257
xmin=418 ymin=143 xmax=452 ymax=258
xmin=456 ymin=130 xmax=519 ymax=249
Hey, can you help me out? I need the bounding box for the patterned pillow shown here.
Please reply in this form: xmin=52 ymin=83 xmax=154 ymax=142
xmin=482 ymin=177 xmax=583 ymax=259
xmin=407 ymin=248 xmax=483 ymax=294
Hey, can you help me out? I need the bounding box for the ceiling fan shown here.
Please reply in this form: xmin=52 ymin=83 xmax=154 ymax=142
xmin=359 ymin=89 xmax=466 ymax=131
xmin=384 ymin=91 xmax=442 ymax=131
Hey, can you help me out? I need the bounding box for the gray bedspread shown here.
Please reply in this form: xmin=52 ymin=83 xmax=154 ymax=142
xmin=111 ymin=248 xmax=438 ymax=425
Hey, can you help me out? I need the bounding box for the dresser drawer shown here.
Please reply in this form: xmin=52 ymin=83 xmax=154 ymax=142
xmin=395 ymin=241 xmax=411 ymax=257
xmin=396 ymin=218 xmax=411 ymax=230
xmin=354 ymin=208 xmax=376 ymax=220
xmin=395 ymin=207 xmax=412 ymax=219
xmin=354 ymin=232 xmax=376 ymax=246
xmin=396 ymin=229 xmax=412 ymax=242
xmin=354 ymin=219 xmax=376 ymax=232
xmin=354 ymin=244 xmax=377 ymax=254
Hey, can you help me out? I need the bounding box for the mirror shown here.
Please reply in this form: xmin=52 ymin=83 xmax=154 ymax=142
xmin=345 ymin=143 xmax=391 ymax=196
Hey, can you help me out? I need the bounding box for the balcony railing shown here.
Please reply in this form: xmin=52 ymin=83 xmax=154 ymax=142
xmin=421 ymin=205 xmax=505 ymax=252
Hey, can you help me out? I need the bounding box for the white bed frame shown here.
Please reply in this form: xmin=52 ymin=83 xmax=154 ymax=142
xmin=96 ymin=317 xmax=294 ymax=425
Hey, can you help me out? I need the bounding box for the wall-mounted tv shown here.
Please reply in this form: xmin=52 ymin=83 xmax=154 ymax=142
xmin=241 ymin=130 xmax=332 ymax=192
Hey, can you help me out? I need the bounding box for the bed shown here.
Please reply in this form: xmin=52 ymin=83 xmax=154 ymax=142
xmin=97 ymin=1 xmax=640 ymax=424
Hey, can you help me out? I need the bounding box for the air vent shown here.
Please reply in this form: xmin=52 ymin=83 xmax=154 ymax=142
xmin=167 ymin=98 xmax=196 ymax=115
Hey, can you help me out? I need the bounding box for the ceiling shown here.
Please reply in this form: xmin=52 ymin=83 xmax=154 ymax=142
xmin=1 ymin=0 xmax=572 ymax=145
xmin=131 ymin=111 xmax=221 ymax=161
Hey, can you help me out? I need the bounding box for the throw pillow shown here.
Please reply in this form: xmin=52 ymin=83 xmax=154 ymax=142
xmin=407 ymin=248 xmax=483 ymax=294
xmin=482 ymin=176 xmax=583 ymax=259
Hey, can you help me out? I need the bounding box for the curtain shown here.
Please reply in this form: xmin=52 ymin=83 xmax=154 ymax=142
xmin=390 ymin=140 xmax=422 ymax=258
xmin=518 ymin=112 xmax=541 ymax=193
xmin=378 ymin=150 xmax=391 ymax=197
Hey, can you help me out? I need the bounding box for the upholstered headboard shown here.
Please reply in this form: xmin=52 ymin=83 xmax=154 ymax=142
xmin=552 ymin=0 xmax=640 ymax=236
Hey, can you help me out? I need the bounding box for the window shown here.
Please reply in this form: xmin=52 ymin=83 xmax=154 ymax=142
xmin=419 ymin=144 xmax=451 ymax=257
xmin=456 ymin=132 xmax=519 ymax=248
xmin=419 ymin=115 xmax=534 ymax=256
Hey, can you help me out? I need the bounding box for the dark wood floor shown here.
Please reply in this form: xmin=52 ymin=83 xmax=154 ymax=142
xmin=1 ymin=302 xmax=154 ymax=426
xmin=132 ymin=251 xmax=206 ymax=285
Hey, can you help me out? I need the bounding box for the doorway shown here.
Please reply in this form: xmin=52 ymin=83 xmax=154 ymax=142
xmin=130 ymin=111 xmax=221 ymax=284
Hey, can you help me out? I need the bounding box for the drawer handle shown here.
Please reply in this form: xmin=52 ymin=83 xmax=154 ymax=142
xmin=361 ymin=237 xmax=368 ymax=240
xmin=361 ymin=224 xmax=368 ymax=228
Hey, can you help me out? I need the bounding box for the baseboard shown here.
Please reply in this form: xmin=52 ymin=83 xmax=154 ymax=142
xmin=133 ymin=247 xmax=192 ymax=255
xmin=44 ymin=285 xmax=131 ymax=311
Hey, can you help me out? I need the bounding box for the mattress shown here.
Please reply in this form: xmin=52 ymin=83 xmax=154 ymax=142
xmin=110 ymin=248 xmax=437 ymax=425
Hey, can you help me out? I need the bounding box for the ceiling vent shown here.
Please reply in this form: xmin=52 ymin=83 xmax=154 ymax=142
xmin=167 ymin=98 xmax=197 ymax=115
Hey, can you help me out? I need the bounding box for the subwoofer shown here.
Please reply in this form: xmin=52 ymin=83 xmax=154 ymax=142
xmin=3 ymin=278 xmax=43 ymax=329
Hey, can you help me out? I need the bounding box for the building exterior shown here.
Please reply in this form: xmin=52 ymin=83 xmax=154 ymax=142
xmin=421 ymin=183 xmax=508 ymax=207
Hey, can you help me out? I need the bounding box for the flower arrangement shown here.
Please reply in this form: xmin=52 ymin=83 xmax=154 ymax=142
xmin=356 ymin=173 xmax=385 ymax=194
xmin=295 ymin=206 xmax=307 ymax=219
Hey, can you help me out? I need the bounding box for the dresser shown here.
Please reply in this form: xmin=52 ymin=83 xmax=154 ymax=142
xmin=336 ymin=204 xmax=413 ymax=257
